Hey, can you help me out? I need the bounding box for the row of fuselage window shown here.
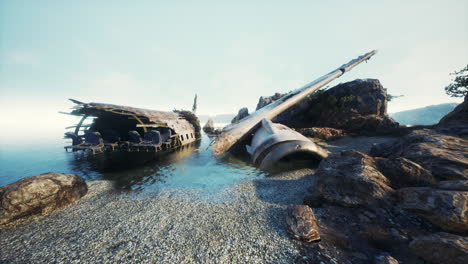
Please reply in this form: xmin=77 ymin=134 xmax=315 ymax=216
xmin=180 ymin=132 xmax=195 ymax=142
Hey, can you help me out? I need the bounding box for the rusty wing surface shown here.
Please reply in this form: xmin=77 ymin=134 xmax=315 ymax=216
xmin=212 ymin=50 xmax=378 ymax=155
xmin=68 ymin=99 xmax=198 ymax=137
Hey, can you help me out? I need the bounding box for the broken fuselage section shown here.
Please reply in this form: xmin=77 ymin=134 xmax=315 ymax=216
xmin=64 ymin=99 xmax=200 ymax=154
xmin=247 ymin=119 xmax=329 ymax=170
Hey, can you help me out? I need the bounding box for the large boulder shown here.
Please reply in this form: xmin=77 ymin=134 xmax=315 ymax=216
xmin=370 ymin=129 xmax=468 ymax=180
xmin=231 ymin=107 xmax=249 ymax=124
xmin=0 ymin=172 xmax=88 ymax=224
xmin=310 ymin=151 xmax=394 ymax=207
xmin=375 ymin=157 xmax=436 ymax=189
xmin=437 ymin=93 xmax=468 ymax=138
xmin=286 ymin=205 xmax=321 ymax=242
xmin=275 ymin=79 xmax=399 ymax=133
xmin=409 ymin=232 xmax=468 ymax=264
xmin=398 ymin=187 xmax=468 ymax=233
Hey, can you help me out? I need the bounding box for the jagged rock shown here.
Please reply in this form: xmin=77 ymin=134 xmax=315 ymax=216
xmin=398 ymin=187 xmax=468 ymax=233
xmin=438 ymin=180 xmax=468 ymax=191
xmin=256 ymin=92 xmax=284 ymax=110
xmin=203 ymin=119 xmax=215 ymax=134
xmin=374 ymin=254 xmax=400 ymax=264
xmin=231 ymin=107 xmax=249 ymax=124
xmin=409 ymin=232 xmax=468 ymax=264
xmin=370 ymin=129 xmax=468 ymax=180
xmin=294 ymin=127 xmax=346 ymax=140
xmin=274 ymin=79 xmax=399 ymax=133
xmin=437 ymin=94 xmax=468 ymax=137
xmin=375 ymin=157 xmax=436 ymax=188
xmin=0 ymin=172 xmax=87 ymax=224
xmin=286 ymin=205 xmax=320 ymax=242
xmin=312 ymin=151 xmax=394 ymax=207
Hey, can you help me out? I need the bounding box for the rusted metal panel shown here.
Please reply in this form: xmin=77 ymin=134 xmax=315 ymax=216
xmin=213 ymin=50 xmax=378 ymax=155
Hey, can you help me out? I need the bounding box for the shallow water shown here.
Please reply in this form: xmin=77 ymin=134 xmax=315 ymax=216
xmin=0 ymin=133 xmax=268 ymax=192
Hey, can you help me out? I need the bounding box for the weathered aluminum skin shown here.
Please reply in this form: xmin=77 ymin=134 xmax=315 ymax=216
xmin=247 ymin=119 xmax=329 ymax=170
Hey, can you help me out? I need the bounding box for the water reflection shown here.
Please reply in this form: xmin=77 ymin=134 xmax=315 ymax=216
xmin=68 ymin=133 xmax=268 ymax=191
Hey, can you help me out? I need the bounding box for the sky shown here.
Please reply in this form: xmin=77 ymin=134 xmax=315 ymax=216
xmin=0 ymin=0 xmax=467 ymax=139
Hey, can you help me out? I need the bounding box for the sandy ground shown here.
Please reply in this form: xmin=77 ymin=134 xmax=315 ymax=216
xmin=0 ymin=136 xmax=397 ymax=264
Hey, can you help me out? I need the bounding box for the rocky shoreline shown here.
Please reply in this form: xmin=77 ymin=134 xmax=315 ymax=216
xmin=2 ymin=80 xmax=467 ymax=263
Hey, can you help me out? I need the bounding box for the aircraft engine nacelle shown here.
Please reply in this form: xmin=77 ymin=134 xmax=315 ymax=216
xmin=246 ymin=119 xmax=329 ymax=170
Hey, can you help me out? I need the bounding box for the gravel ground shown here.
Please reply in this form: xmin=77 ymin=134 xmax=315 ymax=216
xmin=0 ymin=169 xmax=315 ymax=264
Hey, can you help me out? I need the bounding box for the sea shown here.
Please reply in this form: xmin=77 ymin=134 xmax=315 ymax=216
xmin=0 ymin=127 xmax=268 ymax=193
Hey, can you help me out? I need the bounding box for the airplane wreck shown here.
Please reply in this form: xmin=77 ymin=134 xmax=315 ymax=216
xmin=63 ymin=50 xmax=377 ymax=171
xmin=214 ymin=50 xmax=378 ymax=170
xmin=64 ymin=100 xmax=201 ymax=154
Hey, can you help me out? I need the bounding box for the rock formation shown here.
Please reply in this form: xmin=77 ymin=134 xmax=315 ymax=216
xmin=409 ymin=232 xmax=468 ymax=264
xmin=275 ymin=79 xmax=399 ymax=133
xmin=437 ymin=93 xmax=468 ymax=137
xmin=203 ymin=119 xmax=215 ymax=134
xmin=375 ymin=157 xmax=436 ymax=189
xmin=311 ymin=150 xmax=394 ymax=207
xmin=398 ymin=187 xmax=468 ymax=233
xmin=233 ymin=79 xmax=398 ymax=135
xmin=299 ymin=87 xmax=468 ymax=263
xmin=0 ymin=172 xmax=87 ymax=225
xmin=370 ymin=129 xmax=468 ymax=181
xmin=256 ymin=92 xmax=284 ymax=110
xmin=231 ymin=107 xmax=249 ymax=124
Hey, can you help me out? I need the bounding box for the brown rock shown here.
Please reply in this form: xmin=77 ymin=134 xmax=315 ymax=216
xmin=375 ymin=157 xmax=436 ymax=188
xmin=409 ymin=232 xmax=468 ymax=264
xmin=313 ymin=151 xmax=394 ymax=207
xmin=0 ymin=172 xmax=87 ymax=224
xmin=370 ymin=129 xmax=468 ymax=181
xmin=398 ymin=187 xmax=468 ymax=233
xmin=274 ymin=79 xmax=399 ymax=133
xmin=295 ymin=127 xmax=346 ymax=140
xmin=438 ymin=180 xmax=468 ymax=191
xmin=286 ymin=205 xmax=320 ymax=242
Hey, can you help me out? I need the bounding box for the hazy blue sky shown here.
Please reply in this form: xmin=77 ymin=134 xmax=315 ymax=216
xmin=1 ymin=0 xmax=467 ymax=138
